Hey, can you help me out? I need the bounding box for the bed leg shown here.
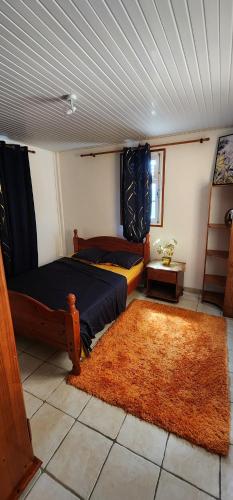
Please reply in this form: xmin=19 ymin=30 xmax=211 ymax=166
xmin=66 ymin=293 xmax=81 ymax=375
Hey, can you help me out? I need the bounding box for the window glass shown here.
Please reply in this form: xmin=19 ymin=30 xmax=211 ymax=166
xmin=150 ymin=151 xmax=164 ymax=226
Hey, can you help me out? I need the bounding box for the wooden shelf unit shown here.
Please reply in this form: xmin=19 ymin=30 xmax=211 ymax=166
xmin=206 ymin=249 xmax=229 ymax=258
xmin=202 ymin=290 xmax=224 ymax=308
xmin=208 ymin=223 xmax=229 ymax=229
xmin=0 ymin=248 xmax=41 ymax=499
xmin=204 ymin=274 xmax=226 ymax=287
xmin=201 ymin=183 xmax=233 ymax=317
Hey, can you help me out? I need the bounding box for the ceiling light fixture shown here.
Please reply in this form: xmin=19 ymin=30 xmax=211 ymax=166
xmin=65 ymin=93 xmax=77 ymax=115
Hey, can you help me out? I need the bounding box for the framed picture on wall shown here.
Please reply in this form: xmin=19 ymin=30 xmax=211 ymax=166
xmin=213 ymin=134 xmax=233 ymax=184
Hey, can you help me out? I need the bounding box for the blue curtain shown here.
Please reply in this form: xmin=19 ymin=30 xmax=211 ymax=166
xmin=0 ymin=142 xmax=38 ymax=278
xmin=121 ymin=143 xmax=152 ymax=242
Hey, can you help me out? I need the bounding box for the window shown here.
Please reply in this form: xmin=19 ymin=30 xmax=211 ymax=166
xmin=120 ymin=147 xmax=165 ymax=227
xmin=150 ymin=149 xmax=165 ymax=227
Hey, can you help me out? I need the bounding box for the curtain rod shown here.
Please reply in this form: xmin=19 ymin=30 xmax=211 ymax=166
xmin=0 ymin=142 xmax=35 ymax=154
xmin=80 ymin=137 xmax=210 ymax=158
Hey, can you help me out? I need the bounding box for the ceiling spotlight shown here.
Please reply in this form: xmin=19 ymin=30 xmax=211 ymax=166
xmin=65 ymin=93 xmax=77 ymax=115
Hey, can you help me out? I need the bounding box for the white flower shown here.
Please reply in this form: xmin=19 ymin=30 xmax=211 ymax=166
xmin=153 ymin=238 xmax=177 ymax=257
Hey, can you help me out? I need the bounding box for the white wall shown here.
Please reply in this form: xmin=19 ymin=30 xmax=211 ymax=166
xmin=29 ymin=146 xmax=63 ymax=266
xmin=58 ymin=148 xmax=122 ymax=254
xmin=58 ymin=128 xmax=233 ymax=289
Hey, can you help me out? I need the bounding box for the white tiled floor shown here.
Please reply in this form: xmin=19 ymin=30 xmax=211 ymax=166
xmin=18 ymin=291 xmax=232 ymax=500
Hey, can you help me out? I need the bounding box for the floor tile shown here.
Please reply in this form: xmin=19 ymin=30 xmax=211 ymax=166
xmin=197 ymin=302 xmax=221 ymax=316
xmin=126 ymin=290 xmax=195 ymax=310
xmin=230 ymin=373 xmax=233 ymax=402
xmin=182 ymin=291 xmax=200 ymax=301
xmin=153 ymin=298 xmax=177 ymax=307
xmin=229 ymin=352 xmax=233 ymax=372
xmin=221 ymin=445 xmax=233 ymax=500
xmin=17 ymin=287 xmax=223 ymax=500
xmin=47 ymin=381 xmax=91 ymax=418
xmin=23 ymin=363 xmax=65 ymax=399
xmin=126 ymin=290 xmax=142 ymax=304
xmin=157 ymin=299 xmax=174 ymax=307
xmin=18 ymin=353 xmax=43 ymax=382
xmin=226 ymin=318 xmax=233 ymax=332
xmin=79 ymin=397 xmax=126 ymax=439
xmin=26 ymin=473 xmax=79 ymax=500
xmin=180 ymin=293 xmax=199 ymax=302
xmin=20 ymin=469 xmax=41 ymax=499
xmin=15 ymin=335 xmax=33 ymax=351
xmin=163 ymin=434 xmax=219 ymax=497
xmin=175 ymin=299 xmax=197 ymax=311
xmin=156 ymin=470 xmax=213 ymax=500
xmin=117 ymin=414 xmax=167 ymax=465
xmin=91 ymin=443 xmax=159 ymax=500
xmin=47 ymin=421 xmax=112 ymax=499
xmin=23 ymin=391 xmax=43 ymax=419
xmin=30 ymin=403 xmax=74 ymax=466
xmin=230 ymin=404 xmax=233 ymax=445
xmin=48 ymin=351 xmax=73 ymax=371
xmin=91 ymin=324 xmax=111 ymax=348
xmin=23 ymin=340 xmax=57 ymax=361
xmin=126 ymin=290 xmax=149 ymax=306
xmin=228 ymin=331 xmax=233 ymax=352
xmin=91 ymin=338 xmax=100 ymax=348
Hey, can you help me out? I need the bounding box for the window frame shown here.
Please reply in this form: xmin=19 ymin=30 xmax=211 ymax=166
xmin=150 ymin=148 xmax=166 ymax=228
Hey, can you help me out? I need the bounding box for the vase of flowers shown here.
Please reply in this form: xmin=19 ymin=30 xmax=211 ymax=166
xmin=154 ymin=238 xmax=177 ymax=266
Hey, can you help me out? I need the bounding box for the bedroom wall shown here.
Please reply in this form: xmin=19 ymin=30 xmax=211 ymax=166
xmin=29 ymin=146 xmax=63 ymax=266
xmin=0 ymin=138 xmax=63 ymax=266
xmin=58 ymin=127 xmax=233 ymax=290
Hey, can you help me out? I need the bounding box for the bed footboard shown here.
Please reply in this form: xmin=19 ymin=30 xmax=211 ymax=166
xmin=8 ymin=291 xmax=81 ymax=375
xmin=66 ymin=294 xmax=81 ymax=375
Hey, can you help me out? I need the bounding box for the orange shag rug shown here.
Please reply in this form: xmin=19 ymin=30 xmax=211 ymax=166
xmin=68 ymin=300 xmax=230 ymax=455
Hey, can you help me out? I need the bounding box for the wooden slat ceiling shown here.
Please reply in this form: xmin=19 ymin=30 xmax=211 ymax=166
xmin=0 ymin=0 xmax=233 ymax=151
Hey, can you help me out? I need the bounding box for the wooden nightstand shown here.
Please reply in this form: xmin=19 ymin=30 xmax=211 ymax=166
xmin=146 ymin=260 xmax=185 ymax=303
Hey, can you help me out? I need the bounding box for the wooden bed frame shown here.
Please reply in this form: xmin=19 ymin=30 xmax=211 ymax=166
xmin=9 ymin=230 xmax=150 ymax=375
xmin=73 ymin=230 xmax=150 ymax=294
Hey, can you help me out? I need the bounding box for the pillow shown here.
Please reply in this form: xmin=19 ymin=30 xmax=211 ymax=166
xmin=101 ymin=251 xmax=143 ymax=269
xmin=72 ymin=247 xmax=107 ymax=264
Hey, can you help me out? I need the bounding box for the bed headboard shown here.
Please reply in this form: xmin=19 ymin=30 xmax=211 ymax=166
xmin=73 ymin=230 xmax=150 ymax=265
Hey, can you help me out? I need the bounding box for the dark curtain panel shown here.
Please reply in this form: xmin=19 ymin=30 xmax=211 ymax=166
xmin=121 ymin=143 xmax=152 ymax=243
xmin=0 ymin=142 xmax=38 ymax=277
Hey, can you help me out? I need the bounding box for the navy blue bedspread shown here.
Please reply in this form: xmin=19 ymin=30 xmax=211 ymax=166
xmin=8 ymin=258 xmax=127 ymax=351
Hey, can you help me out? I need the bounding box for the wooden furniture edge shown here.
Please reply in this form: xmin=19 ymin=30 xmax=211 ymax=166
xmin=202 ymin=183 xmax=233 ymax=316
xmin=0 ymin=247 xmax=41 ymax=499
xmin=224 ymin=223 xmax=233 ymax=317
xmin=73 ymin=229 xmax=150 ymax=293
xmin=8 ymin=291 xmax=81 ymax=375
xmin=73 ymin=229 xmax=150 ymax=265
xmin=9 ymin=458 xmax=42 ymax=500
xmin=146 ymin=262 xmax=184 ymax=303
xmin=73 ymin=230 xmax=150 ymax=293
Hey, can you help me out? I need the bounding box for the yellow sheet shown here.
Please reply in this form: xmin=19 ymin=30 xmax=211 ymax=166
xmin=92 ymin=260 xmax=144 ymax=284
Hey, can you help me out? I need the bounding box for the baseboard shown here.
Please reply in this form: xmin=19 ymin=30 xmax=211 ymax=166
xmin=184 ymin=286 xmax=201 ymax=295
